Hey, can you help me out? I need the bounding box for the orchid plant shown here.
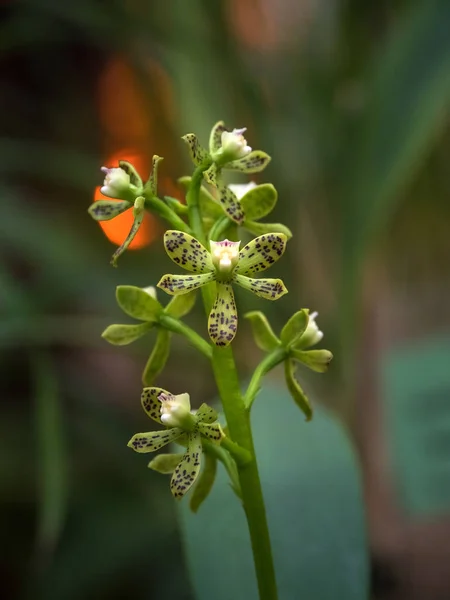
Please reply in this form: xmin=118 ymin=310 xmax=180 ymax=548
xmin=88 ymin=121 xmax=332 ymax=600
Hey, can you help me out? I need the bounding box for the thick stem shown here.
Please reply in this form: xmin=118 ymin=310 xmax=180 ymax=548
xmin=187 ymin=166 xmax=278 ymax=600
xmin=144 ymin=195 xmax=192 ymax=233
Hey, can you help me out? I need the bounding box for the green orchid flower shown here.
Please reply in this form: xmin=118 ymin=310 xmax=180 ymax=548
xmin=245 ymin=309 xmax=333 ymax=419
xmin=157 ymin=230 xmax=288 ymax=346
xmin=127 ymin=387 xmax=224 ymax=499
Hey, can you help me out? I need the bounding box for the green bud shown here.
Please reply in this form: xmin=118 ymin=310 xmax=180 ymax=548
xmin=148 ymin=453 xmax=184 ymax=474
xmin=280 ymin=310 xmax=309 ymax=347
xmin=116 ymin=285 xmax=162 ymax=322
xmin=284 ymin=359 xmax=313 ymax=421
xmin=142 ymin=329 xmax=171 ymax=386
xmin=164 ymin=196 xmax=189 ymax=215
xmin=88 ymin=200 xmax=131 ymax=221
xmin=291 ymin=349 xmax=333 ymax=373
xmin=190 ymin=453 xmax=217 ymax=513
xmin=244 ymin=311 xmax=280 ymax=352
xmin=101 ymin=322 xmax=153 ymax=346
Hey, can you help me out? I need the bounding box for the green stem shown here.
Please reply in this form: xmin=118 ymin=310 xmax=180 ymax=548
xmin=221 ymin=436 xmax=252 ymax=466
xmin=144 ymin=195 xmax=192 ymax=233
xmin=209 ymin=215 xmax=231 ymax=242
xmin=187 ymin=168 xmax=278 ymax=600
xmin=159 ymin=315 xmax=212 ymax=359
xmin=244 ymin=347 xmax=287 ymax=409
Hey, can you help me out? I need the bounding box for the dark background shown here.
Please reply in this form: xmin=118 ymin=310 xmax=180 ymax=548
xmin=1 ymin=0 xmax=450 ymax=598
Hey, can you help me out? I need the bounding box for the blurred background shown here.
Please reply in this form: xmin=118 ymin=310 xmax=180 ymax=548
xmin=1 ymin=0 xmax=450 ymax=598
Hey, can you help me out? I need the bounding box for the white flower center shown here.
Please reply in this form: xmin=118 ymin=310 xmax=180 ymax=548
xmin=220 ymin=127 xmax=252 ymax=160
xmin=210 ymin=240 xmax=240 ymax=274
xmin=159 ymin=392 xmax=194 ymax=429
xmin=228 ymin=181 xmax=257 ymax=200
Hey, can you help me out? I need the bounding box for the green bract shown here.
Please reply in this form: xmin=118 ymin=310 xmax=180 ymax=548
xmin=157 ymin=230 xmax=288 ymax=346
xmin=128 ymin=387 xmax=224 ymax=499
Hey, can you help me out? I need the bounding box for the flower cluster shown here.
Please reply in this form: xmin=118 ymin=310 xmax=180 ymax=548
xmin=128 ymin=387 xmax=223 ymax=499
xmin=158 ymin=230 xmax=288 ymax=346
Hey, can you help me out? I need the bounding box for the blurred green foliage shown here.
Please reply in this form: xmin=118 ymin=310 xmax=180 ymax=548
xmin=1 ymin=0 xmax=450 ymax=598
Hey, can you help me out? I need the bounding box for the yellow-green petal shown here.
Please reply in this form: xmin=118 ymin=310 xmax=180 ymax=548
xmin=143 ymin=155 xmax=164 ymax=196
xmin=118 ymin=159 xmax=143 ymax=188
xmin=101 ymin=322 xmax=153 ymax=346
xmin=209 ymin=121 xmax=227 ymax=154
xmin=141 ymin=386 xmax=170 ymax=424
xmin=170 ymin=432 xmax=203 ymax=499
xmin=127 ymin=427 xmax=183 ymax=453
xmin=244 ymin=219 xmax=292 ymax=240
xmin=163 ymin=230 xmax=214 ymax=273
xmin=226 ymin=150 xmax=271 ymax=173
xmin=204 ymin=163 xmax=218 ymax=187
xmin=165 ymin=290 xmax=197 ymax=318
xmin=116 ymin=285 xmax=162 ymax=322
xmin=110 ymin=196 xmax=145 ymax=267
xmin=284 ymin=359 xmax=313 ymax=421
xmin=88 ymin=200 xmax=131 ymax=221
xmin=157 ymin=272 xmax=216 ymax=296
xmin=208 ymin=283 xmax=238 ymax=346
xmin=240 ymin=183 xmax=277 ymax=220
xmin=218 ymin=185 xmax=245 ymax=224
xmin=235 ymin=233 xmax=287 ymax=275
xmin=182 ymin=133 xmax=209 ymax=166
xmin=189 ymin=453 xmax=217 ymax=513
xmin=280 ymin=309 xmax=309 ymax=347
xmin=233 ymin=274 xmax=288 ymax=300
xmin=244 ymin=310 xmax=281 ymax=352
xmin=195 ymin=403 xmax=218 ymax=424
xmin=148 ymin=452 xmax=184 ymax=474
xmin=141 ymin=329 xmax=171 ymax=386
xmin=198 ymin=422 xmax=224 ymax=443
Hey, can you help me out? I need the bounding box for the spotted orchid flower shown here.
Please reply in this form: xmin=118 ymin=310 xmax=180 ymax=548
xmin=157 ymin=230 xmax=288 ymax=346
xmin=182 ymin=121 xmax=271 ymax=191
xmin=127 ymin=387 xmax=223 ymax=499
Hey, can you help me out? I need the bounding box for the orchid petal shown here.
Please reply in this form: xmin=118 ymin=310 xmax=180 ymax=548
xmin=235 ymin=233 xmax=287 ymax=275
xmin=182 ymin=133 xmax=209 ymax=166
xmin=208 ymin=283 xmax=238 ymax=346
xmin=141 ymin=386 xmax=171 ymax=424
xmin=198 ymin=422 xmax=224 ymax=443
xmin=204 ymin=163 xmax=218 ymax=187
xmin=170 ymin=432 xmax=203 ymax=499
xmin=195 ymin=403 xmax=218 ymax=424
xmin=164 ymin=230 xmax=214 ymax=273
xmin=217 ymin=185 xmax=245 ymax=224
xmin=88 ymin=200 xmax=131 ymax=221
xmin=233 ymin=274 xmax=288 ymax=300
xmin=209 ymin=121 xmax=227 ymax=154
xmin=157 ymin=272 xmax=216 ymax=296
xmin=226 ymin=150 xmax=271 ymax=173
xmin=127 ymin=427 xmax=183 ymax=453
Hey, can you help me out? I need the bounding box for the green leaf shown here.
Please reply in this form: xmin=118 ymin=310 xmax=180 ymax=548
xmin=190 ymin=453 xmax=217 ymax=513
xmin=284 ymin=359 xmax=313 ymax=421
xmin=148 ymin=453 xmax=184 ymax=474
xmin=87 ymin=200 xmax=131 ymax=221
xmin=280 ymin=310 xmax=309 ymax=347
xmin=291 ymin=349 xmax=333 ymax=373
xmin=240 ymin=183 xmax=277 ymax=221
xmin=178 ymin=383 xmax=368 ymax=599
xmin=142 ymin=329 xmax=171 ymax=386
xmin=110 ymin=196 xmax=146 ymax=267
xmin=244 ymin=311 xmax=280 ymax=352
xmin=243 ymin=219 xmax=292 ymax=240
xmin=165 ymin=290 xmax=197 ymax=318
xmin=101 ymin=322 xmax=153 ymax=346
xmin=115 ymin=285 xmax=162 ymax=322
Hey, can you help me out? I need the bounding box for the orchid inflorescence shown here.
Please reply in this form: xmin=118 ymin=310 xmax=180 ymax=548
xmin=89 ymin=121 xmax=333 ymax=504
